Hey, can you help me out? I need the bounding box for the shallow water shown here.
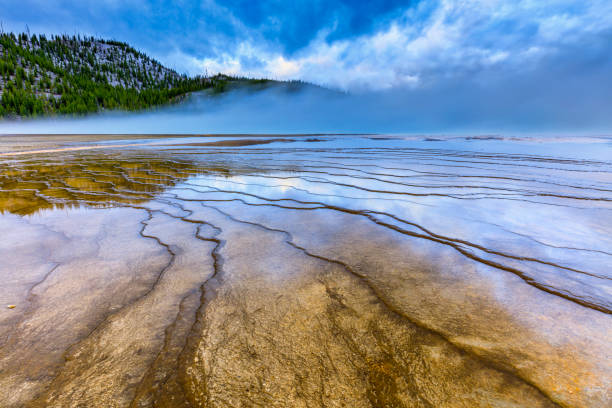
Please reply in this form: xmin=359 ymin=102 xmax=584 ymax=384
xmin=0 ymin=134 xmax=610 ymax=407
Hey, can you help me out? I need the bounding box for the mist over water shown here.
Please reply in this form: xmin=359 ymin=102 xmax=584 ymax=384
xmin=1 ymin=54 xmax=611 ymax=136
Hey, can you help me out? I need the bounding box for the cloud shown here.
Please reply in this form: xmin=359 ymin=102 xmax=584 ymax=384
xmin=2 ymin=0 xmax=611 ymax=90
xmin=184 ymin=0 xmax=612 ymax=91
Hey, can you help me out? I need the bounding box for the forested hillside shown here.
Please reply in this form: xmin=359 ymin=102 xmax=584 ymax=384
xmin=0 ymin=32 xmax=237 ymax=117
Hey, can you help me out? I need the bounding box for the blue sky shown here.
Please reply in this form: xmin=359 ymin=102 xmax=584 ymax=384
xmin=2 ymin=0 xmax=611 ymax=91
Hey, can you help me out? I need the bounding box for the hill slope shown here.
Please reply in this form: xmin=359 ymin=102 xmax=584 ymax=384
xmin=0 ymin=32 xmax=292 ymax=118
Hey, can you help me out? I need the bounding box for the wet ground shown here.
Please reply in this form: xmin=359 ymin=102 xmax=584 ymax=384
xmin=0 ymin=134 xmax=610 ymax=407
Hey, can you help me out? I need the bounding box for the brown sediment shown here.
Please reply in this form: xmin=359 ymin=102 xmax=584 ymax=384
xmin=0 ymin=143 xmax=161 ymax=157
xmin=183 ymin=199 xmax=608 ymax=408
xmin=0 ymin=137 xmax=610 ymax=407
xmin=25 ymin=210 xmax=217 ymax=407
xmin=170 ymin=138 xmax=294 ymax=147
xmin=0 ymin=133 xmax=335 ymax=155
xmin=0 ymin=208 xmax=174 ymax=406
xmin=0 ymin=137 xmax=320 ymax=156
xmin=167 ymin=137 xmax=324 ymax=147
xmin=195 ymin=202 xmax=563 ymax=405
xmin=171 ymin=202 xmax=559 ymax=407
xmin=168 ymin=185 xmax=612 ymax=313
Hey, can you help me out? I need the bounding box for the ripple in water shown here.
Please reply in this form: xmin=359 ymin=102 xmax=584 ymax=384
xmin=0 ymin=134 xmax=610 ymax=407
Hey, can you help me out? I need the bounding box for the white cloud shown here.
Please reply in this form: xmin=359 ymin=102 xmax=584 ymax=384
xmin=171 ymin=0 xmax=612 ymax=91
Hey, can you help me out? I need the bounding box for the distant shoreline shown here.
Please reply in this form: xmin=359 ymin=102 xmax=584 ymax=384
xmin=0 ymin=133 xmax=378 ymax=137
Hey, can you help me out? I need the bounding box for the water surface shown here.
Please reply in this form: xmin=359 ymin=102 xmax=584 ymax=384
xmin=0 ymin=134 xmax=610 ymax=407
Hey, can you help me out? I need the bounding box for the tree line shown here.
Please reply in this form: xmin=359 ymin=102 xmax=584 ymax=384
xmin=0 ymin=32 xmax=235 ymax=117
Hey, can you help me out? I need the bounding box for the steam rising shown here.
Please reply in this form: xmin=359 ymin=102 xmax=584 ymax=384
xmin=1 ymin=50 xmax=611 ymax=135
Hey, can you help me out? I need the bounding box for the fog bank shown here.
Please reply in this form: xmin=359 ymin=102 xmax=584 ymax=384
xmin=1 ymin=50 xmax=611 ymax=136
